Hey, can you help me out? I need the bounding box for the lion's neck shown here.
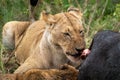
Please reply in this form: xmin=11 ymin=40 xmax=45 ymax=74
xmin=39 ymin=31 xmax=68 ymax=68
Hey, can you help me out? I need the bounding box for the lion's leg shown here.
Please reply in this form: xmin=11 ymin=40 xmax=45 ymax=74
xmin=14 ymin=57 xmax=41 ymax=73
xmin=14 ymin=63 xmax=34 ymax=74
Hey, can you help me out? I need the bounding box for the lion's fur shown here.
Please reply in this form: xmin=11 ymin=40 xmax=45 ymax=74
xmin=14 ymin=20 xmax=45 ymax=65
xmin=0 ymin=64 xmax=78 ymax=80
xmin=2 ymin=21 xmax=30 ymax=50
xmin=2 ymin=7 xmax=85 ymax=74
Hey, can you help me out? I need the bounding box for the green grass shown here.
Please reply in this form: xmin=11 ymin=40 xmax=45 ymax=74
xmin=0 ymin=42 xmax=5 ymax=74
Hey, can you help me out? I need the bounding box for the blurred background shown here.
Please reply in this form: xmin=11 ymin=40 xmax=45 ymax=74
xmin=0 ymin=0 xmax=120 ymax=73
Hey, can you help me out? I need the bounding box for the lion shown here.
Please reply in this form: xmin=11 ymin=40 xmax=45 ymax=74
xmin=0 ymin=64 xmax=78 ymax=80
xmin=2 ymin=21 xmax=30 ymax=50
xmin=2 ymin=7 xmax=85 ymax=73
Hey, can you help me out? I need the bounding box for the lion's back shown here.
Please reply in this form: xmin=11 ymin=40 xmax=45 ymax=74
xmin=15 ymin=20 xmax=45 ymax=64
xmin=2 ymin=21 xmax=30 ymax=50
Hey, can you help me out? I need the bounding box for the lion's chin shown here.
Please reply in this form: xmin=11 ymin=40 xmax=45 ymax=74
xmin=67 ymin=55 xmax=81 ymax=63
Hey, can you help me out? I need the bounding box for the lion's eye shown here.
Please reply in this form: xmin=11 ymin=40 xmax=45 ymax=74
xmin=80 ymin=30 xmax=83 ymax=34
xmin=64 ymin=32 xmax=70 ymax=36
xmin=80 ymin=30 xmax=84 ymax=36
xmin=63 ymin=32 xmax=71 ymax=39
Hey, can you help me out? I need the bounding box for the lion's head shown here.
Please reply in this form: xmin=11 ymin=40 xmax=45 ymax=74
xmin=40 ymin=7 xmax=85 ymax=63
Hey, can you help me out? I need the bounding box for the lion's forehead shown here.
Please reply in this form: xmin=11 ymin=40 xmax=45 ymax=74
xmin=55 ymin=12 xmax=83 ymax=29
xmin=54 ymin=12 xmax=83 ymax=32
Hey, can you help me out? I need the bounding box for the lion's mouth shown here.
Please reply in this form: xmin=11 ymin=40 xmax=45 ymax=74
xmin=66 ymin=52 xmax=81 ymax=58
xmin=66 ymin=49 xmax=90 ymax=62
xmin=66 ymin=48 xmax=84 ymax=58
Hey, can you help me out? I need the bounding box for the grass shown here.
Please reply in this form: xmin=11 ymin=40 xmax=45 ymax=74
xmin=0 ymin=42 xmax=5 ymax=74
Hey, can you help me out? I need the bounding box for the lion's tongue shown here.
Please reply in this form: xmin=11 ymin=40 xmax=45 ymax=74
xmin=80 ymin=49 xmax=90 ymax=59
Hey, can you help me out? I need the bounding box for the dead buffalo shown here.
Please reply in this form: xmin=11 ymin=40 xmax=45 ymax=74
xmin=78 ymin=30 xmax=120 ymax=80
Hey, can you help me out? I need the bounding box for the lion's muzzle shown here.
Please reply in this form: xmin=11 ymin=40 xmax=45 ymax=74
xmin=66 ymin=48 xmax=84 ymax=57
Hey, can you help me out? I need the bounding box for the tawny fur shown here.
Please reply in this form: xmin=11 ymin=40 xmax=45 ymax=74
xmin=2 ymin=21 xmax=30 ymax=50
xmin=0 ymin=64 xmax=78 ymax=80
xmin=2 ymin=7 xmax=85 ymax=74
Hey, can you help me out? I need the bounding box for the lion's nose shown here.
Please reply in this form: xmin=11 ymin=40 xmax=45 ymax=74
xmin=75 ymin=48 xmax=84 ymax=53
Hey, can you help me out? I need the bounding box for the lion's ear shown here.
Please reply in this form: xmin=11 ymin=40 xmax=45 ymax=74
xmin=67 ymin=7 xmax=83 ymax=19
xmin=40 ymin=11 xmax=56 ymax=25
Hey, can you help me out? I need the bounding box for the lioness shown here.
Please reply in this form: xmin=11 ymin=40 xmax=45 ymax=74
xmin=2 ymin=7 xmax=85 ymax=73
